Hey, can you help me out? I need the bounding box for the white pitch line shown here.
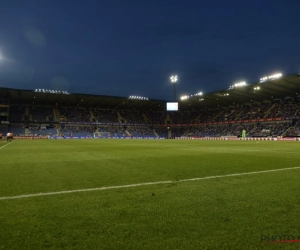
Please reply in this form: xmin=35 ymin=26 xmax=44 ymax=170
xmin=1 ymin=166 xmax=300 ymax=201
xmin=0 ymin=140 xmax=15 ymax=150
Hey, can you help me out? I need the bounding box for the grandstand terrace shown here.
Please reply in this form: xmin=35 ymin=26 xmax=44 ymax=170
xmin=1 ymin=72 xmax=300 ymax=138
xmin=92 ymin=108 xmax=119 ymax=123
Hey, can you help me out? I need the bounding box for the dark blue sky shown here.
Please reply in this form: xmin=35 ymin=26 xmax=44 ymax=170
xmin=0 ymin=0 xmax=299 ymax=100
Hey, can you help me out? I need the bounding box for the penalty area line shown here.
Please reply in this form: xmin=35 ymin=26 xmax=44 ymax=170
xmin=1 ymin=166 xmax=300 ymax=201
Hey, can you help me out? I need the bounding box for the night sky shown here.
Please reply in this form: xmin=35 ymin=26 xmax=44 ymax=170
xmin=0 ymin=0 xmax=299 ymax=100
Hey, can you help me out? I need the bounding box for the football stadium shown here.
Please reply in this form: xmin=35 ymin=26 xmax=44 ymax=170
xmin=1 ymin=72 xmax=300 ymax=249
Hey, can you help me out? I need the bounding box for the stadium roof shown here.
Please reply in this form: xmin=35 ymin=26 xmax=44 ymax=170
xmin=0 ymin=88 xmax=167 ymax=111
xmin=179 ymin=73 xmax=300 ymax=109
xmin=1 ymin=73 xmax=300 ymax=111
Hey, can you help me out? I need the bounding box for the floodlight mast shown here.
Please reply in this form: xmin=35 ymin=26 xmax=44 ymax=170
xmin=170 ymin=75 xmax=178 ymax=101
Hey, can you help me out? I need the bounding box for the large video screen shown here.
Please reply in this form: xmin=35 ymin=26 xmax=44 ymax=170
xmin=166 ymin=102 xmax=178 ymax=111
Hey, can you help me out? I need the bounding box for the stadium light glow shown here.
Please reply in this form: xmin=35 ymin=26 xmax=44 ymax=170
xmin=234 ymin=81 xmax=246 ymax=87
xmin=34 ymin=89 xmax=69 ymax=94
xmin=218 ymin=93 xmax=229 ymax=97
xmin=254 ymin=86 xmax=260 ymax=90
xmin=180 ymin=91 xmax=203 ymax=101
xmin=128 ymin=95 xmax=149 ymax=100
xmin=229 ymin=81 xmax=247 ymax=89
xmin=170 ymin=75 xmax=178 ymax=83
xmin=170 ymin=75 xmax=178 ymax=101
xmin=260 ymin=73 xmax=282 ymax=82
xmin=180 ymin=95 xmax=189 ymax=100
xmin=0 ymin=50 xmax=4 ymax=61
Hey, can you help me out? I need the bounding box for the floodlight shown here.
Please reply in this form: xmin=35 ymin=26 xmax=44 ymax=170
xmin=128 ymin=95 xmax=148 ymax=100
xmin=180 ymin=95 xmax=189 ymax=100
xmin=170 ymin=75 xmax=178 ymax=83
xmin=170 ymin=75 xmax=178 ymax=101
xmin=260 ymin=73 xmax=282 ymax=82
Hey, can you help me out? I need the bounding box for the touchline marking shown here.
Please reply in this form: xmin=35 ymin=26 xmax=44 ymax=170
xmin=1 ymin=166 xmax=300 ymax=201
xmin=0 ymin=140 xmax=15 ymax=150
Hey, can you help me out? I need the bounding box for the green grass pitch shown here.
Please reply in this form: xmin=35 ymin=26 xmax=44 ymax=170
xmin=1 ymin=139 xmax=300 ymax=249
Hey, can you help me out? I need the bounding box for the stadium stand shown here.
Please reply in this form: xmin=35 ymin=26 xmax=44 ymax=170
xmin=92 ymin=108 xmax=119 ymax=123
xmin=58 ymin=107 xmax=91 ymax=123
xmin=30 ymin=107 xmax=54 ymax=122
xmin=0 ymin=125 xmax=7 ymax=134
xmin=9 ymin=106 xmax=25 ymax=122
xmin=28 ymin=125 xmax=57 ymax=136
xmin=118 ymin=110 xmax=146 ymax=124
xmin=2 ymin=73 xmax=300 ymax=139
xmin=9 ymin=125 xmax=25 ymax=135
xmin=144 ymin=111 xmax=166 ymax=125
